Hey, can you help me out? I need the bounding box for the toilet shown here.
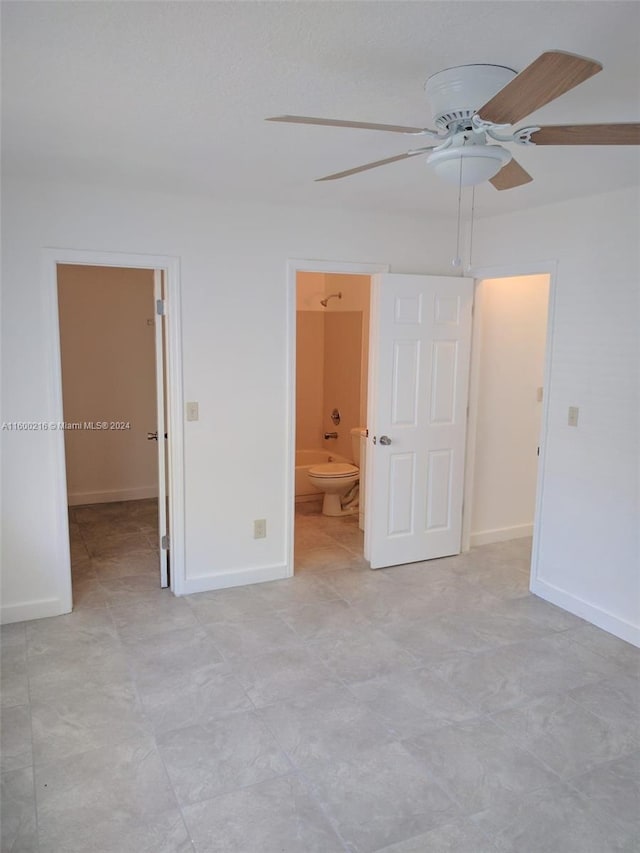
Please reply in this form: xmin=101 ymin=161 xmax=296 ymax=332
xmin=308 ymin=427 xmax=364 ymax=517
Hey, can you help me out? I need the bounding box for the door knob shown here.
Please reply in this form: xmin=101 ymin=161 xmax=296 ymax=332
xmin=147 ymin=432 xmax=158 ymax=441
xmin=379 ymin=435 xmax=392 ymax=445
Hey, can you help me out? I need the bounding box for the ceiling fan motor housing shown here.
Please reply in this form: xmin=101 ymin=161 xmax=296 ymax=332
xmin=425 ymin=64 xmax=517 ymax=129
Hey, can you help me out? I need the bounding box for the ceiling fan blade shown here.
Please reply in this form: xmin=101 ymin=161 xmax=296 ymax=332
xmin=531 ymin=123 xmax=640 ymax=145
xmin=477 ymin=51 xmax=602 ymax=126
xmin=315 ymin=151 xmax=423 ymax=182
xmin=266 ymin=115 xmax=428 ymax=134
xmin=490 ymin=157 xmax=533 ymax=191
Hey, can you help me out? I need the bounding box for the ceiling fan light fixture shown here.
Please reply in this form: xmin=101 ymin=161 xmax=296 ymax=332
xmin=427 ymin=144 xmax=512 ymax=186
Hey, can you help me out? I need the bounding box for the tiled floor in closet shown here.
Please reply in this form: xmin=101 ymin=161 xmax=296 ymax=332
xmin=1 ymin=498 xmax=638 ymax=852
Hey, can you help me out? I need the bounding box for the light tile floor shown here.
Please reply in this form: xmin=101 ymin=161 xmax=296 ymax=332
xmin=1 ymin=499 xmax=639 ymax=852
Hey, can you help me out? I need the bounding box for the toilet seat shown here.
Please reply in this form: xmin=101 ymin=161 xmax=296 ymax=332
xmin=308 ymin=462 xmax=358 ymax=479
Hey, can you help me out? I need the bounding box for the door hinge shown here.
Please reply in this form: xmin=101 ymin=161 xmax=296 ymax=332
xmin=156 ymin=299 xmax=166 ymax=316
xmin=161 ymin=534 xmax=170 ymax=550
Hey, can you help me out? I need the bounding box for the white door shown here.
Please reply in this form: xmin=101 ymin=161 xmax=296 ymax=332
xmin=153 ymin=270 xmax=169 ymax=587
xmin=365 ymin=273 xmax=473 ymax=569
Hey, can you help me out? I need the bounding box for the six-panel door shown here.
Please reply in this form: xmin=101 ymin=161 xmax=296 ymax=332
xmin=365 ymin=273 xmax=473 ymax=569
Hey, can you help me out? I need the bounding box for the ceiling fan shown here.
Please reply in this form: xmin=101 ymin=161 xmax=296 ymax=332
xmin=267 ymin=50 xmax=640 ymax=190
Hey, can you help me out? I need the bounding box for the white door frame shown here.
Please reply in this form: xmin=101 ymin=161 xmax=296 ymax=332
xmin=462 ymin=260 xmax=558 ymax=589
xmin=153 ymin=269 xmax=169 ymax=589
xmin=285 ymin=258 xmax=389 ymax=575
xmin=43 ymin=247 xmax=186 ymax=607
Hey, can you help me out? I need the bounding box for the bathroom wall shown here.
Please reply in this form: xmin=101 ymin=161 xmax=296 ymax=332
xmin=295 ymin=272 xmax=325 ymax=451
xmin=323 ymin=311 xmax=362 ymax=461
xmin=471 ymin=274 xmax=550 ymax=544
xmin=57 ymin=264 xmax=158 ymax=505
xmin=295 ymin=273 xmax=370 ymax=462
xmin=324 ymin=274 xmax=370 ymax=430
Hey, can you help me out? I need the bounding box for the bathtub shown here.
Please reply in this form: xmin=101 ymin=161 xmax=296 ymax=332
xmin=295 ymin=449 xmax=350 ymax=500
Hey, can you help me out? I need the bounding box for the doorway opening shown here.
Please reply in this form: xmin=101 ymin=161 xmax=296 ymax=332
xmin=287 ymin=262 xmax=482 ymax=577
xmin=293 ymin=271 xmax=371 ymax=574
xmin=464 ymin=272 xmax=553 ymax=583
xmin=57 ymin=264 xmax=169 ymax=605
xmin=44 ymin=247 xmax=185 ymax=616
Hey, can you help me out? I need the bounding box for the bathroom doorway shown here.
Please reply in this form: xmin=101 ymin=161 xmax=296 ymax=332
xmin=292 ymin=271 xmax=372 ymax=575
xmin=289 ymin=260 xmax=522 ymax=577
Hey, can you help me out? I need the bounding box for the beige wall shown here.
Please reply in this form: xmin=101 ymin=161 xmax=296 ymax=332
xmin=296 ymin=271 xmax=326 ymax=312
xmin=295 ymin=273 xmax=370 ymax=461
xmin=296 ymin=272 xmax=325 ymax=450
xmin=57 ymin=265 xmax=158 ymax=504
xmin=324 ymin=274 xmax=370 ymax=429
xmin=295 ymin=313 xmax=325 ymax=451
xmin=471 ymin=274 xmax=550 ymax=543
xmin=323 ymin=312 xmax=362 ymax=460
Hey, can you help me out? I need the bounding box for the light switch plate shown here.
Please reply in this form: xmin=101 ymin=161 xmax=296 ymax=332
xmin=568 ymin=406 xmax=579 ymax=427
xmin=186 ymin=402 xmax=199 ymax=422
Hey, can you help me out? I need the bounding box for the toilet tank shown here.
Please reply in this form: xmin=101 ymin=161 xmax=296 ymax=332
xmin=350 ymin=427 xmax=366 ymax=466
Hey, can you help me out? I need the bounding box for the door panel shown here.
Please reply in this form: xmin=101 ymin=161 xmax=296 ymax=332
xmin=392 ymin=341 xmax=420 ymax=425
xmin=365 ymin=273 xmax=473 ymax=569
xmin=388 ymin=452 xmax=416 ymax=535
xmin=430 ymin=340 xmax=458 ymax=423
xmin=426 ymin=448 xmax=453 ymax=530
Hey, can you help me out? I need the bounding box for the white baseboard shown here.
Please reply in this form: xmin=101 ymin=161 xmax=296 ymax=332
xmin=470 ymin=523 xmax=533 ymax=547
xmin=68 ymin=485 xmax=159 ymax=506
xmin=1 ymin=597 xmax=71 ymax=625
xmin=531 ymin=576 xmax=640 ymax=648
xmin=179 ymin=562 xmax=290 ymax=596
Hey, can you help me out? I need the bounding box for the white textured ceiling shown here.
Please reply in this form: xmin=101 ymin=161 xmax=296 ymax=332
xmin=2 ymin=1 xmax=639 ymax=218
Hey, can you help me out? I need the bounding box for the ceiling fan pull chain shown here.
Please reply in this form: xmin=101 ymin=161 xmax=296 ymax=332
xmin=467 ymin=185 xmax=476 ymax=272
xmin=451 ymin=152 xmax=464 ymax=270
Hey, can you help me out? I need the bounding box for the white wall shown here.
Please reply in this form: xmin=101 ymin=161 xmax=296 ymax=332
xmin=2 ymin=177 xmax=638 ymax=647
xmin=473 ymin=185 xmax=640 ymax=646
xmin=471 ymin=275 xmax=550 ymax=545
xmin=0 ymin=177 xmax=456 ymax=622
